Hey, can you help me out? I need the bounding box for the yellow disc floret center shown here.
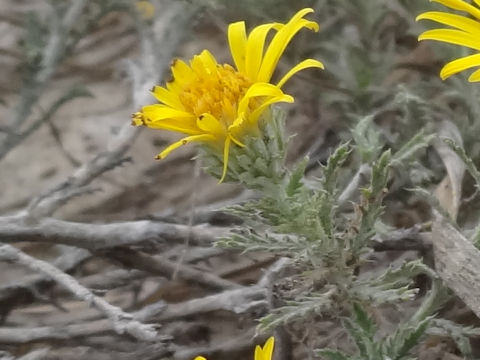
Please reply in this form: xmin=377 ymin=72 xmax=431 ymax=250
xmin=179 ymin=64 xmax=252 ymax=125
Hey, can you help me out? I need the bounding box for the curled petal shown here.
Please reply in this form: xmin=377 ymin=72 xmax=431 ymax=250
xmin=219 ymin=136 xmax=232 ymax=183
xmin=238 ymin=83 xmax=286 ymax=115
xmin=469 ymin=68 xmax=480 ymax=81
xmin=156 ymin=134 xmax=215 ymax=159
xmin=228 ymin=115 xmax=248 ymax=147
xmin=258 ymin=8 xmax=319 ymax=82
xmin=277 ymin=58 xmax=324 ymax=88
xmin=249 ymin=94 xmax=294 ymax=124
xmin=440 ymin=53 xmax=480 ymax=79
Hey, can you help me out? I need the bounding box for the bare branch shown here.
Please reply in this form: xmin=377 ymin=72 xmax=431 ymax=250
xmin=0 ymin=246 xmax=90 ymax=318
xmin=0 ymin=215 xmax=227 ymax=250
xmin=432 ymin=214 xmax=480 ymax=320
xmin=0 ymin=244 xmax=157 ymax=341
xmin=0 ymin=256 xmax=287 ymax=345
xmin=372 ymin=227 xmax=432 ymax=252
xmin=109 ymin=248 xmax=240 ymax=291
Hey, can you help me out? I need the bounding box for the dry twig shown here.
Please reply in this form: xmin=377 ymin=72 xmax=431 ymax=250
xmin=0 ymin=243 xmax=157 ymax=341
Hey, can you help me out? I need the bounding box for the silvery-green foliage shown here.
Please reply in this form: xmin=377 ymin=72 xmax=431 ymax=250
xmin=317 ymin=303 xmax=433 ymax=360
xmin=429 ymin=319 xmax=480 ymax=360
xmin=259 ymin=288 xmax=337 ymax=332
xmin=351 ymin=259 xmax=435 ymax=305
xmin=352 ymin=116 xmax=382 ymax=162
xmin=219 ymin=108 xmax=436 ymax=333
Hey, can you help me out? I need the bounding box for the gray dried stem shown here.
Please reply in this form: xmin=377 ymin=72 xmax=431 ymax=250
xmin=0 ymin=243 xmax=157 ymax=341
xmin=0 ymin=215 xmax=227 ymax=250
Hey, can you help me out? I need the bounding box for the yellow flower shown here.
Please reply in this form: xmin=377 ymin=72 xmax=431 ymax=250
xmin=133 ymin=8 xmax=324 ymax=181
xmin=416 ymin=0 xmax=480 ymax=82
xmin=194 ymin=337 xmax=275 ymax=360
xmin=136 ymin=1 xmax=155 ymax=20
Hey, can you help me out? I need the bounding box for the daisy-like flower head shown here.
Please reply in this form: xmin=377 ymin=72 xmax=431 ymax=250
xmin=132 ymin=8 xmax=324 ymax=182
xmin=194 ymin=336 xmax=275 ymax=360
xmin=416 ymin=0 xmax=480 ymax=82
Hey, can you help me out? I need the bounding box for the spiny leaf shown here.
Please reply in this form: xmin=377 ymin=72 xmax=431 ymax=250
xmin=258 ymin=291 xmax=336 ymax=332
xmin=352 ymin=115 xmax=382 ymax=162
xmin=322 ymin=142 xmax=351 ymax=195
xmin=342 ymin=317 xmax=371 ymax=359
xmin=286 ymin=156 xmax=308 ymax=197
xmin=385 ymin=316 xmax=433 ymax=360
xmin=370 ymin=149 xmax=391 ymax=197
xmin=352 ymin=303 xmax=376 ymax=337
xmin=391 ymin=129 xmax=435 ymax=167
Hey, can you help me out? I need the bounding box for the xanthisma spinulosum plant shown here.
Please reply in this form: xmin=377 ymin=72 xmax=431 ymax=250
xmin=134 ymin=5 xmax=480 ymax=360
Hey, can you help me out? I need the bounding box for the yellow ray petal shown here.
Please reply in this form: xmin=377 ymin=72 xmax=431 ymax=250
xmin=140 ymin=104 xmax=195 ymax=122
xmin=228 ymin=21 xmax=247 ymax=73
xmin=468 ymin=67 xmax=480 ymax=81
xmin=249 ymin=94 xmax=294 ymax=124
xmin=194 ymin=357 xmax=206 ymax=360
xmin=418 ymin=29 xmax=480 ymax=51
xmin=257 ymin=8 xmax=319 ymax=82
xmin=245 ymin=23 xmax=282 ymax=80
xmin=431 ymin=0 xmax=480 ymax=19
xmin=141 ymin=119 xmax=201 ymax=135
xmin=416 ymin=11 xmax=480 ymax=34
xmin=254 ymin=344 xmax=263 ymax=360
xmin=156 ymin=134 xmax=215 ymax=159
xmin=197 ymin=113 xmax=225 ymax=136
xmin=260 ymin=337 xmax=275 ymax=360
xmin=440 ymin=53 xmax=480 ymax=79
xmin=150 ymin=86 xmax=184 ymax=109
xmin=237 ymin=83 xmax=286 ymax=114
xmin=229 ymin=132 xmax=245 ymax=147
xmin=170 ymin=58 xmax=196 ymax=85
xmin=219 ymin=136 xmax=232 ymax=183
xmin=191 ymin=49 xmax=218 ymax=76
xmin=228 ymin=115 xmax=248 ymax=147
xmin=199 ymin=49 xmax=218 ymax=70
xmin=276 ymin=58 xmax=324 ymax=88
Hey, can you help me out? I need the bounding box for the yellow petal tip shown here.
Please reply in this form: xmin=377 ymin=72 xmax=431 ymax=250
xmin=131 ymin=112 xmax=145 ymax=126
